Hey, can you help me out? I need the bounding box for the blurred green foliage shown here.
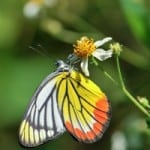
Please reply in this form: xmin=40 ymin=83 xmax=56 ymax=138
xmin=0 ymin=0 xmax=150 ymax=150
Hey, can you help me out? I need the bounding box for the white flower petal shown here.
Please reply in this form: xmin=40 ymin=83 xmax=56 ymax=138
xmin=94 ymin=37 xmax=112 ymax=47
xmin=81 ymin=57 xmax=89 ymax=76
xmin=92 ymin=49 xmax=113 ymax=61
xmin=23 ymin=2 xmax=41 ymax=18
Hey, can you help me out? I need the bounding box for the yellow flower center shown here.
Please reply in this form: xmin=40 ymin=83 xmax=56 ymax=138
xmin=73 ymin=36 xmax=96 ymax=57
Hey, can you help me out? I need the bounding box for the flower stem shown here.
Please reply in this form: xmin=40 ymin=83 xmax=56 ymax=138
xmin=103 ymin=70 xmax=118 ymax=86
xmin=116 ymin=56 xmax=150 ymax=118
xmin=97 ymin=63 xmax=118 ymax=85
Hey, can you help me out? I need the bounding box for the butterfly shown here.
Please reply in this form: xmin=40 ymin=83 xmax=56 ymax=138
xmin=19 ymin=60 xmax=111 ymax=147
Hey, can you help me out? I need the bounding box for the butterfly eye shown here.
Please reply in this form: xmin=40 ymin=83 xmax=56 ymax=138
xmin=55 ymin=60 xmax=70 ymax=72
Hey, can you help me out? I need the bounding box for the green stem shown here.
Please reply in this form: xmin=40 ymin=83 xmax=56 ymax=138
xmin=116 ymin=56 xmax=150 ymax=118
xmin=103 ymin=70 xmax=118 ymax=86
xmin=97 ymin=64 xmax=118 ymax=86
xmin=116 ymin=56 xmax=125 ymax=88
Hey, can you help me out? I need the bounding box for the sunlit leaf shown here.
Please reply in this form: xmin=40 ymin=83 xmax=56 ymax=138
xmin=119 ymin=0 xmax=150 ymax=47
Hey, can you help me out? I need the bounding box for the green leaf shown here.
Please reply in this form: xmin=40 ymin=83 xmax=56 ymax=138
xmin=119 ymin=0 xmax=150 ymax=47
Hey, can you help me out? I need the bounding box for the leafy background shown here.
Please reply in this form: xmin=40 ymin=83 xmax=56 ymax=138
xmin=0 ymin=0 xmax=150 ymax=150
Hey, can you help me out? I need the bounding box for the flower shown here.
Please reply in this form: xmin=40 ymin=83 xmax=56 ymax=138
xmin=23 ymin=0 xmax=57 ymax=18
xmin=23 ymin=0 xmax=44 ymax=18
xmin=137 ymin=96 xmax=150 ymax=109
xmin=110 ymin=42 xmax=122 ymax=56
xmin=73 ymin=36 xmax=113 ymax=76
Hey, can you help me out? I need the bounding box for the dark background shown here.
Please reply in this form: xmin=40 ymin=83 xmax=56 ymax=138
xmin=0 ymin=0 xmax=150 ymax=149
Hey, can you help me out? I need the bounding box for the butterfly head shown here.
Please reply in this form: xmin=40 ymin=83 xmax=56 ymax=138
xmin=56 ymin=60 xmax=71 ymax=72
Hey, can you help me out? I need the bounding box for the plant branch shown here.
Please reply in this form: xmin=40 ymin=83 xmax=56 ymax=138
xmin=116 ymin=56 xmax=150 ymax=118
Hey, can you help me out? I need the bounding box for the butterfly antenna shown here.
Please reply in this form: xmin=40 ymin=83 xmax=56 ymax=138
xmin=29 ymin=44 xmax=50 ymax=59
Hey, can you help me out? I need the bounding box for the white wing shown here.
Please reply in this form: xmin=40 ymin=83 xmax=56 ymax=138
xmin=19 ymin=72 xmax=65 ymax=147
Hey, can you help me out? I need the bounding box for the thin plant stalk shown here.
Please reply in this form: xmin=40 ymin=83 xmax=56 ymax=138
xmin=116 ymin=56 xmax=150 ymax=118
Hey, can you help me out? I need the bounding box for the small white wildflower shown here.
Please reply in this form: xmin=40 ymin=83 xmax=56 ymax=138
xmin=73 ymin=36 xmax=113 ymax=76
xmin=23 ymin=0 xmax=43 ymax=18
xmin=23 ymin=0 xmax=58 ymax=18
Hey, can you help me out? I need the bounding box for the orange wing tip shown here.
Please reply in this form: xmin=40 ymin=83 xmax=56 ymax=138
xmin=64 ymin=98 xmax=111 ymax=143
xmin=96 ymin=97 xmax=110 ymax=112
xmin=65 ymin=121 xmax=95 ymax=141
xmin=65 ymin=121 xmax=107 ymax=143
xmin=94 ymin=97 xmax=111 ymax=128
xmin=74 ymin=128 xmax=87 ymax=140
xmin=93 ymin=122 xmax=103 ymax=134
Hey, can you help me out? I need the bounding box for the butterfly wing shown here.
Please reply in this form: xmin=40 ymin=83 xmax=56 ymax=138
xmin=19 ymin=72 xmax=66 ymax=147
xmin=57 ymin=71 xmax=111 ymax=143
